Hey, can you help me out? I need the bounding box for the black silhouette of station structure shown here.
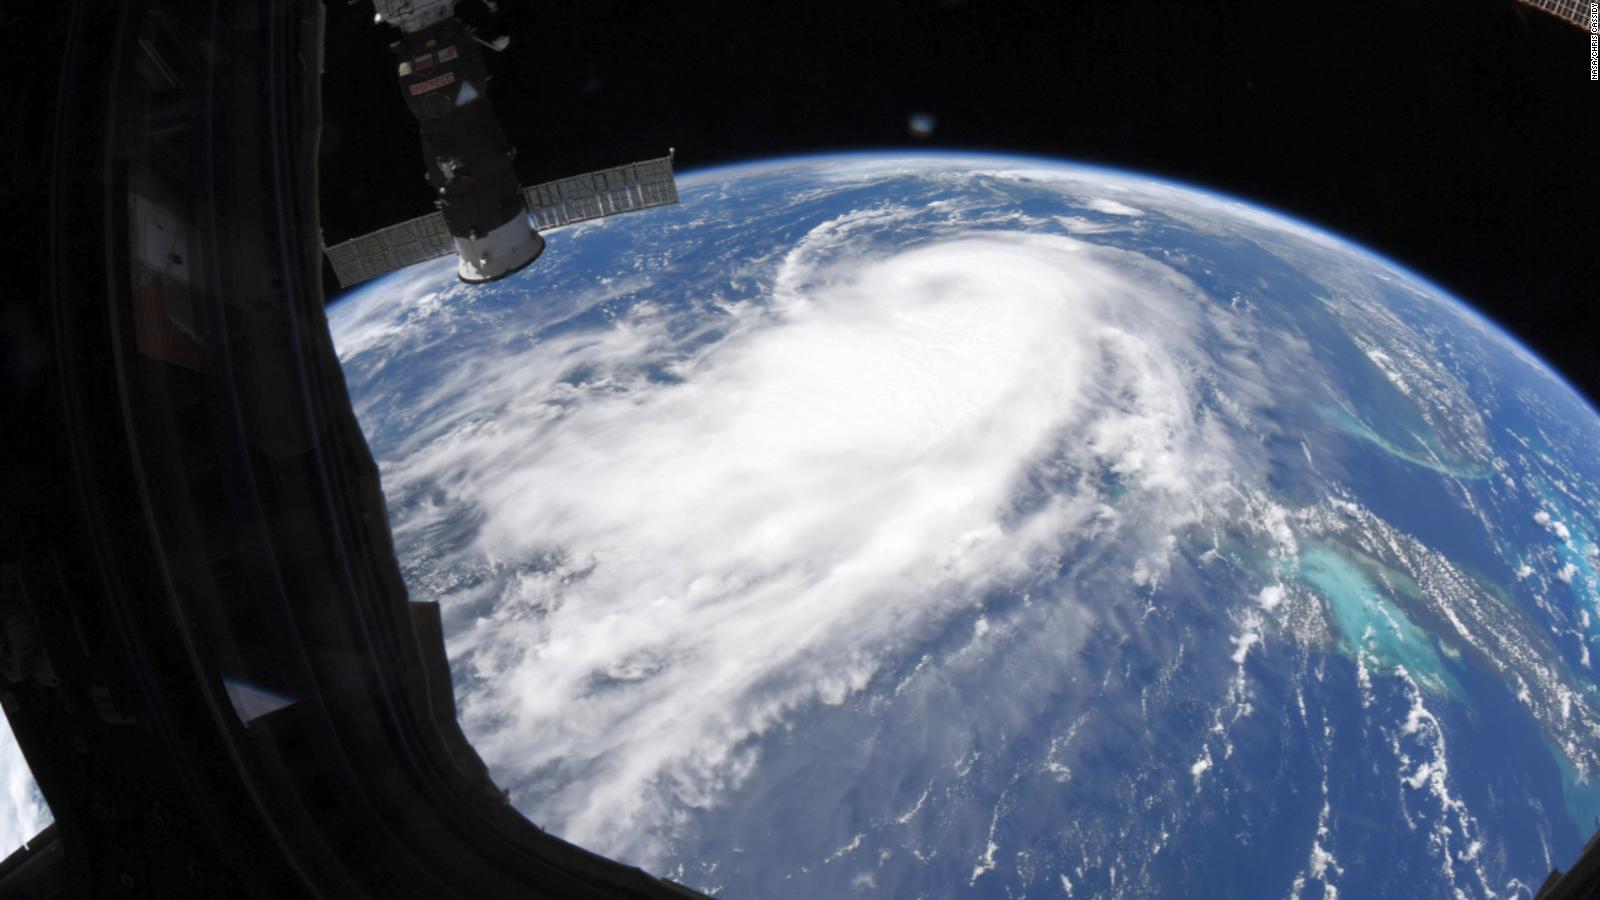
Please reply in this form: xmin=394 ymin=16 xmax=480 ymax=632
xmin=1 ymin=0 xmax=698 ymax=896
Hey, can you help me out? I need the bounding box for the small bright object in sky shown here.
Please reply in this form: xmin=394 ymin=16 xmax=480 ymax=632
xmin=908 ymin=112 xmax=937 ymax=139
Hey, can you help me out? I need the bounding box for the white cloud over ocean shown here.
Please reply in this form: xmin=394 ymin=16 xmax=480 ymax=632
xmin=0 ymin=714 xmax=50 ymax=856
xmin=333 ymin=216 xmax=1249 ymax=864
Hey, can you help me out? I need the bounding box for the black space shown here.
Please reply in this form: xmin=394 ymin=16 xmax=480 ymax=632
xmin=318 ymin=0 xmax=1597 ymax=404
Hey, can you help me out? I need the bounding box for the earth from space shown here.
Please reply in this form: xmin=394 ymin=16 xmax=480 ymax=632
xmin=5 ymin=153 xmax=1598 ymax=897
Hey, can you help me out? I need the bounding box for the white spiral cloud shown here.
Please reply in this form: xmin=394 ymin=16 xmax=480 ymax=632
xmin=344 ymin=220 xmax=1253 ymax=863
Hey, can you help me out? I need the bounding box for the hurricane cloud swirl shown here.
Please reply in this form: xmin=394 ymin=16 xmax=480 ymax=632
xmin=328 ymin=159 xmax=1600 ymax=895
xmin=336 ymin=214 xmax=1260 ymax=860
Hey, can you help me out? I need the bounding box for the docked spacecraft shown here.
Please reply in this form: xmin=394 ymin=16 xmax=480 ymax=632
xmin=324 ymin=0 xmax=679 ymax=289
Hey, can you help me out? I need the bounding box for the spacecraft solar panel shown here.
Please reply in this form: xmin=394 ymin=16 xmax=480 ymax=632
xmin=325 ymin=155 xmax=679 ymax=289
xmin=324 ymin=211 xmax=455 ymax=288
xmin=523 ymin=155 xmax=679 ymax=230
xmin=1513 ymin=0 xmax=1588 ymax=28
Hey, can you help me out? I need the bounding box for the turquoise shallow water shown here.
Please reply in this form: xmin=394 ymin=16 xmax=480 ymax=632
xmin=1297 ymin=544 xmax=1461 ymax=697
